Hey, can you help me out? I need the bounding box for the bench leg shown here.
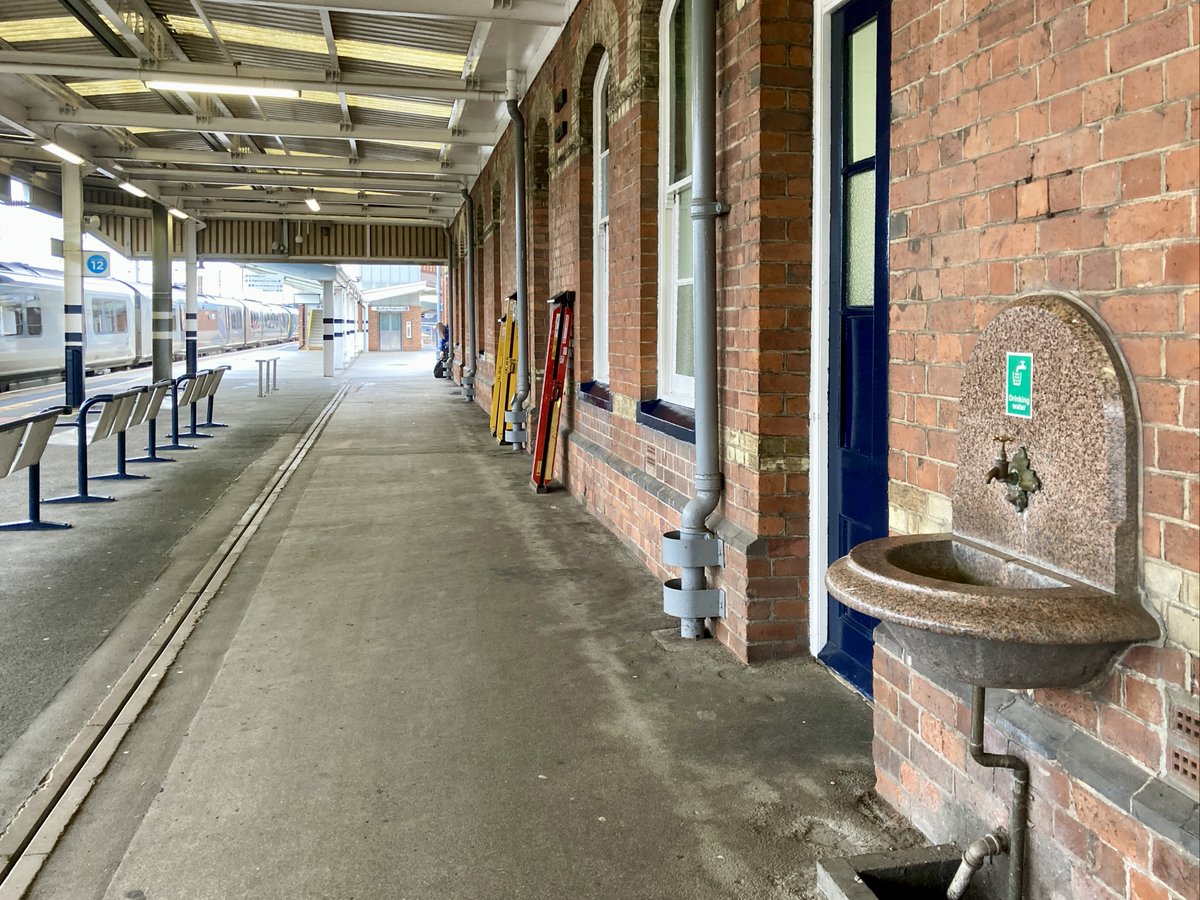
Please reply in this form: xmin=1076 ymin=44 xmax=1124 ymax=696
xmin=47 ymin=424 xmax=114 ymax=503
xmin=92 ymin=431 xmax=149 ymax=480
xmin=128 ymin=420 xmax=176 ymax=464
xmin=0 ymin=465 xmax=71 ymax=531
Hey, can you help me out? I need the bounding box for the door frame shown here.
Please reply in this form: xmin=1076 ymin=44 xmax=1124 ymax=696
xmin=807 ymin=0 xmax=889 ymax=659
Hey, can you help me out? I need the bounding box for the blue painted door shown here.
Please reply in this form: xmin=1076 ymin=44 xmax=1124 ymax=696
xmin=818 ymin=0 xmax=890 ymax=697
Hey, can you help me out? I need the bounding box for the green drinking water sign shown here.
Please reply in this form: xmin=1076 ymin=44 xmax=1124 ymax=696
xmin=1006 ymin=352 xmax=1032 ymax=418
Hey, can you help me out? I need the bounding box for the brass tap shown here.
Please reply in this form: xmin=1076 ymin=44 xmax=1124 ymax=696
xmin=985 ymin=435 xmax=1011 ymax=484
xmin=985 ymin=435 xmax=1041 ymax=512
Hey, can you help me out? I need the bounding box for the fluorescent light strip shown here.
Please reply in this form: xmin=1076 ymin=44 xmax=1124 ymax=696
xmin=119 ymin=182 xmax=148 ymax=198
xmin=43 ymin=142 xmax=85 ymax=165
xmin=305 ymin=197 xmax=321 ymax=212
xmin=168 ymin=207 xmax=189 ymax=220
xmin=145 ymin=80 xmax=300 ymax=99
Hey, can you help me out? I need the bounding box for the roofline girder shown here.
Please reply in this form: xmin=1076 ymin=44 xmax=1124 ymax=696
xmin=31 ymin=108 xmax=494 ymax=145
xmin=0 ymin=51 xmax=510 ymax=101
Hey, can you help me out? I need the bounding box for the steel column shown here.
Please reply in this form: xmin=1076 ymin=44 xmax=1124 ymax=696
xmin=505 ymin=70 xmax=530 ymax=447
xmin=61 ymin=162 xmax=85 ymax=408
xmin=184 ymin=219 xmax=198 ymax=374
xmin=151 ymin=205 xmax=173 ymax=383
xmin=460 ymin=191 xmax=476 ymax=401
xmin=322 ymin=279 xmax=335 ymax=377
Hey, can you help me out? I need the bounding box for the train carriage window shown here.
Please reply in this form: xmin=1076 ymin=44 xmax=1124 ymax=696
xmin=91 ymin=297 xmax=130 ymax=334
xmin=1 ymin=294 xmax=44 ymax=336
xmin=2 ymin=299 xmax=26 ymax=336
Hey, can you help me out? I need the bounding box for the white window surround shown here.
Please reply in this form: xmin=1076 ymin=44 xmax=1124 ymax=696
xmin=593 ymin=52 xmax=611 ymax=385
xmin=657 ymin=0 xmax=695 ymax=408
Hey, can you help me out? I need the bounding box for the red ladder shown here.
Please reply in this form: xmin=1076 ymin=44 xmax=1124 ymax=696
xmin=531 ymin=291 xmax=575 ymax=492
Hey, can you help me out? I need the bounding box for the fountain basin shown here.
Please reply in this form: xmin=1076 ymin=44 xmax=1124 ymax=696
xmin=825 ymin=533 xmax=1159 ymax=689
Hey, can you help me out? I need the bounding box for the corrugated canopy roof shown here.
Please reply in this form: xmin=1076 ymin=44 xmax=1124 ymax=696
xmin=0 ymin=0 xmax=574 ymax=228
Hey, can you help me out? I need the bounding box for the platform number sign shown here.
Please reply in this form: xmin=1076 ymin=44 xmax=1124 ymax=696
xmin=84 ymin=252 xmax=110 ymax=277
xmin=1006 ymin=352 xmax=1032 ymax=418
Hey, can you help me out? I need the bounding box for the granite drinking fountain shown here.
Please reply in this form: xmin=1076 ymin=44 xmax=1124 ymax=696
xmin=821 ymin=294 xmax=1161 ymax=900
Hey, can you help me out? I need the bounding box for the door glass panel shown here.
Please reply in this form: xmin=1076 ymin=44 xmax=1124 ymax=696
xmin=845 ymin=170 xmax=876 ymax=307
xmin=848 ymin=19 xmax=877 ymax=164
xmin=675 ymin=282 xmax=694 ymax=378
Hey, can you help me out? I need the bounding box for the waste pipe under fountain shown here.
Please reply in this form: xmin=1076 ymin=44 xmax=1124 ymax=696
xmin=505 ymin=69 xmax=530 ymax=449
xmin=460 ymin=189 xmax=476 ymax=401
xmin=945 ymin=686 xmax=1029 ymax=900
xmin=661 ymin=0 xmax=725 ymax=640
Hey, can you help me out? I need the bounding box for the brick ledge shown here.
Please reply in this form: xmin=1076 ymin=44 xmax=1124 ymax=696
xmin=564 ymin=431 xmax=765 ymax=558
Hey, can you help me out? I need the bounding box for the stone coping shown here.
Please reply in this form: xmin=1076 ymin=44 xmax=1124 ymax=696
xmin=564 ymin=431 xmax=765 ymax=557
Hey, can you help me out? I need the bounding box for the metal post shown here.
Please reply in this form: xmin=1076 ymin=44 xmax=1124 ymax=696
xmin=969 ymin=686 xmax=1030 ymax=900
xmin=322 ymin=279 xmax=334 ymax=377
xmin=460 ymin=191 xmax=476 ymax=401
xmin=505 ymin=70 xmax=530 ymax=446
xmin=151 ymin=205 xmax=173 ymax=382
xmin=61 ymin=162 xmax=85 ymax=409
xmin=333 ymin=285 xmax=344 ymax=370
xmin=184 ymin=218 xmax=198 ymax=374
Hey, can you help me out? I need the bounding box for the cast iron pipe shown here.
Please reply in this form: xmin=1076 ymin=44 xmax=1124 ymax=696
xmin=506 ymin=69 xmax=531 ymax=446
xmin=946 ymin=830 xmax=1008 ymax=899
xmin=676 ymin=0 xmax=724 ymax=639
xmin=966 ymin=686 xmax=1029 ymax=900
xmin=460 ymin=189 xmax=477 ymax=401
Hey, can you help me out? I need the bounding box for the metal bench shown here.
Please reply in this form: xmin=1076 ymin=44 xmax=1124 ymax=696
xmin=0 ymin=406 xmax=73 ymax=531
xmin=95 ymin=379 xmax=172 ymax=479
xmin=46 ymin=387 xmax=146 ymax=504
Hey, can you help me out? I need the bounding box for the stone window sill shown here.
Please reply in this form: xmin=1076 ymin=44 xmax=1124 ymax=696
xmin=578 ymin=380 xmax=612 ymax=411
xmin=637 ymin=399 xmax=696 ymax=444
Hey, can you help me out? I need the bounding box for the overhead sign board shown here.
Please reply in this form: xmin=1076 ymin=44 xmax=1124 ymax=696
xmin=84 ymin=251 xmax=110 ymax=277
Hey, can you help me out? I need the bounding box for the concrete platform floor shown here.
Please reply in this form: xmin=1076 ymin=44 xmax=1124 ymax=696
xmin=8 ymin=349 xmax=921 ymax=900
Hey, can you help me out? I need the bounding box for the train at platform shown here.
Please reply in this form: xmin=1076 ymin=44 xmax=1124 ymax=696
xmin=0 ymin=261 xmax=299 ymax=389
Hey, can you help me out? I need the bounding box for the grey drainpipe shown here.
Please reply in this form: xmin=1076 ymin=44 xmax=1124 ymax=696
xmin=505 ymin=68 xmax=531 ymax=449
xmin=444 ymin=224 xmax=453 ymax=378
xmin=460 ymin=190 xmax=477 ymax=401
xmin=662 ymin=0 xmax=726 ymax=639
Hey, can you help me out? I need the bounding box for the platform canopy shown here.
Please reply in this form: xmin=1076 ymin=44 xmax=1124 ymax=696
xmin=0 ymin=0 xmax=572 ymax=232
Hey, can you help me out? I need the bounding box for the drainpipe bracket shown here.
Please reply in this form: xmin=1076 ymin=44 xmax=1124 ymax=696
xmin=689 ymin=199 xmax=730 ymax=219
xmin=662 ymin=579 xmax=724 ymax=619
xmin=662 ymin=530 xmax=724 ymax=568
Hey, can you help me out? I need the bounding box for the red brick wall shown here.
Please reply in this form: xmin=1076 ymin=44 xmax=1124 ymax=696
xmin=884 ymin=0 xmax=1199 ymax=893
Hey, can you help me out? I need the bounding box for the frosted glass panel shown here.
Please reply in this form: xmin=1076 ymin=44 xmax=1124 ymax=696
xmin=848 ymin=19 xmax=877 ymax=164
xmin=675 ymin=282 xmax=694 ymax=378
xmin=676 ymin=186 xmax=693 ymax=280
xmin=845 ymin=171 xmax=875 ymax=307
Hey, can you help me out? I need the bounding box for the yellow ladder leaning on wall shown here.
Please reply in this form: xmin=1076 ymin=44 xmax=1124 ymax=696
xmin=489 ymin=295 xmax=518 ymax=442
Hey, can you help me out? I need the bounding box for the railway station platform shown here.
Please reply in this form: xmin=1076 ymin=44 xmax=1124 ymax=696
xmin=2 ymin=349 xmax=918 ymax=899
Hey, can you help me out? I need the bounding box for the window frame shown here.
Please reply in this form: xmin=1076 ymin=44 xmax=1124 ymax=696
xmin=657 ymin=0 xmax=695 ymax=407
xmin=592 ymin=52 xmax=611 ymax=385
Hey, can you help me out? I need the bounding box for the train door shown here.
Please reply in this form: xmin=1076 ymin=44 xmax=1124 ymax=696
xmin=817 ymin=0 xmax=891 ymax=697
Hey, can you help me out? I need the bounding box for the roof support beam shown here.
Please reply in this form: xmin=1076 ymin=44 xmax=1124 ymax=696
xmin=0 ymin=51 xmax=509 ymax=101
xmin=160 ymin=187 xmax=461 ymax=207
xmin=31 ymin=109 xmax=493 ymax=145
xmin=102 ymin=148 xmax=479 ymax=176
xmin=224 ymin=0 xmax=566 ymax=27
xmin=0 ymin=95 xmax=201 ymax=221
xmin=111 ymin=169 xmax=465 ymax=193
xmin=159 ymin=199 xmax=455 ymax=216
xmin=197 ymin=211 xmax=449 ymax=225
